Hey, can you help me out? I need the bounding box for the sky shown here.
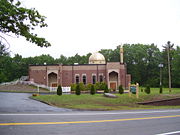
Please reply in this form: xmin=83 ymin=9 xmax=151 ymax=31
xmin=5 ymin=0 xmax=180 ymax=58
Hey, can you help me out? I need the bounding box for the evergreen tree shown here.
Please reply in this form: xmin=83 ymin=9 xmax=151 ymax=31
xmin=57 ymin=85 xmax=62 ymax=96
xmin=75 ymin=84 xmax=81 ymax=95
xmin=119 ymin=85 xmax=124 ymax=94
xmin=90 ymin=85 xmax=96 ymax=95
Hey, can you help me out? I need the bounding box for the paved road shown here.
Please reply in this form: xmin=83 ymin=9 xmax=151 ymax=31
xmin=0 ymin=92 xmax=72 ymax=113
xmin=0 ymin=92 xmax=180 ymax=135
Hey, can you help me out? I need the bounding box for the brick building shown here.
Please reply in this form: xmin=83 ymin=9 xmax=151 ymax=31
xmin=29 ymin=47 xmax=131 ymax=90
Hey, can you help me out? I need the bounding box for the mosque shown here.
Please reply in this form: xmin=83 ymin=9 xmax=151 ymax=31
xmin=29 ymin=47 xmax=131 ymax=90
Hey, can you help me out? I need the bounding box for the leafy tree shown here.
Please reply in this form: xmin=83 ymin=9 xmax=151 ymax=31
xmin=0 ymin=0 xmax=50 ymax=47
xmin=172 ymin=46 xmax=180 ymax=87
xmin=57 ymin=85 xmax=62 ymax=96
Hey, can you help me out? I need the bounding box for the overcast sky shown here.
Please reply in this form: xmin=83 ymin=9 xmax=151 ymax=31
xmin=6 ymin=0 xmax=180 ymax=58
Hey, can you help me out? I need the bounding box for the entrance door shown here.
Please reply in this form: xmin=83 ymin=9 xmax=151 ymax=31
xmin=110 ymin=82 xmax=116 ymax=90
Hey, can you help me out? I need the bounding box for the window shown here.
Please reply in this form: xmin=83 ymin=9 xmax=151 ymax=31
xmin=99 ymin=75 xmax=103 ymax=83
xmin=92 ymin=75 xmax=96 ymax=84
xmin=82 ymin=75 xmax=86 ymax=85
xmin=75 ymin=75 xmax=80 ymax=84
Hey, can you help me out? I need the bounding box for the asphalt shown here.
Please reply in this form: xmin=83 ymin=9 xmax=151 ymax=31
xmin=0 ymin=92 xmax=180 ymax=135
xmin=0 ymin=92 xmax=72 ymax=113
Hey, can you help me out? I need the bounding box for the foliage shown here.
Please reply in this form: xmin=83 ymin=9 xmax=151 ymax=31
xmin=95 ymin=82 xmax=101 ymax=90
xmin=159 ymin=86 xmax=163 ymax=94
xmin=70 ymin=84 xmax=76 ymax=91
xmin=0 ymin=0 xmax=50 ymax=47
xmin=57 ymin=85 xmax=62 ymax=96
xmin=1 ymin=42 xmax=180 ymax=89
xmin=75 ymin=84 xmax=81 ymax=95
xmin=104 ymin=84 xmax=109 ymax=93
xmin=86 ymin=83 xmax=92 ymax=90
xmin=145 ymin=85 xmax=151 ymax=94
xmin=79 ymin=82 xmax=85 ymax=91
xmin=32 ymin=88 xmax=180 ymax=110
xmin=100 ymin=82 xmax=107 ymax=90
xmin=90 ymin=84 xmax=96 ymax=95
xmin=118 ymin=85 xmax=124 ymax=94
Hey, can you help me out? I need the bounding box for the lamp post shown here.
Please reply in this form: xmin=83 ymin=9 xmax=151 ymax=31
xmin=158 ymin=64 xmax=163 ymax=87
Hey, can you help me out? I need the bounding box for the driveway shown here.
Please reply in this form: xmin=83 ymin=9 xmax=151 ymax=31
xmin=0 ymin=92 xmax=72 ymax=113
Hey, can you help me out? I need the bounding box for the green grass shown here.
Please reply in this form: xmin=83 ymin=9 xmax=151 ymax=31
xmin=31 ymin=87 xmax=180 ymax=111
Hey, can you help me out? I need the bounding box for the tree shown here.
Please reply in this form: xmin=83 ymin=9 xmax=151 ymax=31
xmin=0 ymin=0 xmax=51 ymax=47
xmin=75 ymin=84 xmax=81 ymax=95
xmin=118 ymin=85 xmax=124 ymax=94
xmin=90 ymin=84 xmax=96 ymax=95
xmin=57 ymin=85 xmax=62 ymax=96
xmin=104 ymin=84 xmax=109 ymax=93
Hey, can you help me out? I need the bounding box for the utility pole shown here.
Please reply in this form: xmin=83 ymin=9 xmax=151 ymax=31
xmin=167 ymin=44 xmax=171 ymax=93
xmin=163 ymin=41 xmax=174 ymax=93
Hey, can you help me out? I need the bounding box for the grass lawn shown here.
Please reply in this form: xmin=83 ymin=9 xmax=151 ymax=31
xmin=31 ymin=88 xmax=180 ymax=111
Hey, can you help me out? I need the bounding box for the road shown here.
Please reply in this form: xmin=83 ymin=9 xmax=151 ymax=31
xmin=0 ymin=93 xmax=180 ymax=135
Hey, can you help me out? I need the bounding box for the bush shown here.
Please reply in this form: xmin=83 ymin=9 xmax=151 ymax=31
xmin=79 ymin=82 xmax=85 ymax=91
xmin=57 ymin=85 xmax=62 ymax=96
xmin=70 ymin=84 xmax=76 ymax=91
xmin=119 ymin=85 xmax=124 ymax=94
xmin=86 ymin=83 xmax=92 ymax=90
xmin=159 ymin=86 xmax=163 ymax=94
xmin=100 ymin=82 xmax=107 ymax=90
xmin=75 ymin=84 xmax=81 ymax=95
xmin=145 ymin=85 xmax=151 ymax=94
xmin=104 ymin=84 xmax=109 ymax=93
xmin=95 ymin=82 xmax=101 ymax=90
xmin=90 ymin=84 xmax=96 ymax=95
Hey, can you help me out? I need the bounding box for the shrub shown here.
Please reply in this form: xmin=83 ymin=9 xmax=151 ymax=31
xmin=86 ymin=83 xmax=92 ymax=91
xmin=70 ymin=84 xmax=76 ymax=91
xmin=79 ymin=82 xmax=85 ymax=91
xmin=118 ymin=85 xmax=124 ymax=94
xmin=100 ymin=82 xmax=107 ymax=90
xmin=145 ymin=85 xmax=151 ymax=94
xmin=95 ymin=82 xmax=101 ymax=90
xmin=75 ymin=84 xmax=81 ymax=95
xmin=104 ymin=84 xmax=109 ymax=93
xmin=57 ymin=85 xmax=62 ymax=96
xmin=159 ymin=86 xmax=163 ymax=94
xmin=90 ymin=84 xmax=96 ymax=95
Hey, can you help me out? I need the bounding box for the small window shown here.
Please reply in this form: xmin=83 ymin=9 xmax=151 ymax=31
xmin=75 ymin=75 xmax=79 ymax=84
xmin=82 ymin=75 xmax=86 ymax=85
xmin=99 ymin=75 xmax=103 ymax=83
xmin=92 ymin=75 xmax=96 ymax=84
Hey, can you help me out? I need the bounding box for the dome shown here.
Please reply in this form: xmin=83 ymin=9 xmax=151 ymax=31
xmin=89 ymin=52 xmax=106 ymax=64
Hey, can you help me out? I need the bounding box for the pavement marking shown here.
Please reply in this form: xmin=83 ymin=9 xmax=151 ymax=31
xmin=0 ymin=109 xmax=180 ymax=116
xmin=0 ymin=115 xmax=180 ymax=126
xmin=156 ymin=131 xmax=180 ymax=135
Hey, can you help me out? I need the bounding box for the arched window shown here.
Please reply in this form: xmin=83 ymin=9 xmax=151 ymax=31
xmin=92 ymin=75 xmax=96 ymax=84
xmin=82 ymin=75 xmax=86 ymax=85
xmin=75 ymin=75 xmax=80 ymax=84
xmin=99 ymin=75 xmax=103 ymax=83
